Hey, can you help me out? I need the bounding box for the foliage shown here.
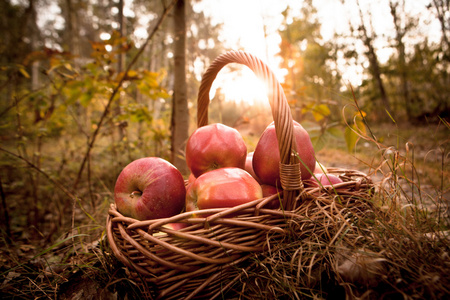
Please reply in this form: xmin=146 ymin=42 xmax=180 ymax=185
xmin=277 ymin=1 xmax=355 ymax=153
xmin=278 ymin=1 xmax=341 ymax=118
xmin=338 ymin=0 xmax=449 ymax=122
xmin=0 ymin=24 xmax=172 ymax=248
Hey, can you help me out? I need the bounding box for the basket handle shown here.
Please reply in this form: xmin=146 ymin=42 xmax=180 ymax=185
xmin=197 ymin=50 xmax=303 ymax=210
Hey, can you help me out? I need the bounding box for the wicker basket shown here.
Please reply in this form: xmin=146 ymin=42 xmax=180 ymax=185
xmin=106 ymin=51 xmax=374 ymax=299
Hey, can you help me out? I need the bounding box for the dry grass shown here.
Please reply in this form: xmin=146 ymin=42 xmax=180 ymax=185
xmin=232 ymin=192 xmax=449 ymax=299
xmin=1 ymin=118 xmax=448 ymax=299
xmin=223 ymin=120 xmax=449 ymax=299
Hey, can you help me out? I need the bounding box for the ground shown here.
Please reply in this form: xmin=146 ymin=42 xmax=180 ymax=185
xmin=0 ymin=122 xmax=448 ymax=299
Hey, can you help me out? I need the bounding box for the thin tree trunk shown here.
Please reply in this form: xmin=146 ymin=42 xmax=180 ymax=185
xmin=118 ymin=0 xmax=126 ymax=74
xmin=390 ymin=0 xmax=411 ymax=118
xmin=357 ymin=0 xmax=391 ymax=117
xmin=116 ymin=0 xmax=126 ymax=142
xmin=27 ymin=0 xmax=42 ymax=234
xmin=171 ymin=0 xmax=189 ymax=175
xmin=65 ymin=0 xmax=79 ymax=57
xmin=29 ymin=0 xmax=40 ymax=90
xmin=432 ymin=0 xmax=450 ymax=53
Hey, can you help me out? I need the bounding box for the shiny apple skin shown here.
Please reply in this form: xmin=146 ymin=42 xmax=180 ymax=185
xmin=308 ymin=173 xmax=343 ymax=187
xmin=244 ymin=151 xmax=260 ymax=182
xmin=114 ymin=157 xmax=186 ymax=221
xmin=252 ymin=122 xmax=316 ymax=186
xmin=185 ymin=123 xmax=247 ymax=178
xmin=313 ymin=161 xmax=328 ymax=174
xmin=186 ymin=167 xmax=263 ymax=212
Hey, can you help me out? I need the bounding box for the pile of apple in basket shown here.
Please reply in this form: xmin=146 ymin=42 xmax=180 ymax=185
xmin=114 ymin=121 xmax=340 ymax=223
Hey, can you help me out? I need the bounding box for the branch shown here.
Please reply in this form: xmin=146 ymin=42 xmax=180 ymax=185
xmin=72 ymin=0 xmax=178 ymax=190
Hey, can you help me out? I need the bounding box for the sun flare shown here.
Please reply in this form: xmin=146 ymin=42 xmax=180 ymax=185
xmin=209 ymin=65 xmax=286 ymax=107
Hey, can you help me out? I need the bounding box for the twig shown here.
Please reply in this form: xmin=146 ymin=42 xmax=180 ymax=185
xmin=72 ymin=0 xmax=178 ymax=190
xmin=0 ymin=88 xmax=43 ymax=119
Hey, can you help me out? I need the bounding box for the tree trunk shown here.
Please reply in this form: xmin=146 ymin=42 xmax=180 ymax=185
xmin=118 ymin=0 xmax=126 ymax=73
xmin=25 ymin=0 xmax=41 ymax=235
xmin=171 ymin=0 xmax=189 ymax=175
xmin=116 ymin=0 xmax=126 ymax=142
xmin=390 ymin=0 xmax=412 ymax=119
xmin=65 ymin=0 xmax=80 ymax=57
xmin=28 ymin=0 xmax=39 ymax=91
xmin=431 ymin=0 xmax=450 ymax=54
xmin=357 ymin=0 xmax=391 ymax=117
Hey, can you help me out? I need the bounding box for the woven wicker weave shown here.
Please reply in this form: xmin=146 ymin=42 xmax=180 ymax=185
xmin=106 ymin=51 xmax=374 ymax=299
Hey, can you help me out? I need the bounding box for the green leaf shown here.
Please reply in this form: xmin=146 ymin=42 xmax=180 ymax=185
xmin=345 ymin=118 xmax=366 ymax=152
xmin=311 ymin=104 xmax=331 ymax=122
xmin=385 ymin=109 xmax=396 ymax=124
xmin=301 ymin=103 xmax=315 ymax=115
xmin=326 ymin=126 xmax=343 ymax=138
xmin=345 ymin=125 xmax=358 ymax=153
xmin=80 ymin=92 xmax=93 ymax=107
xmin=311 ymin=133 xmax=327 ymax=152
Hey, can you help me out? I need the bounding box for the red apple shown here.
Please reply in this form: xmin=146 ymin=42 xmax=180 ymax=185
xmin=252 ymin=121 xmax=316 ymax=186
xmin=185 ymin=123 xmax=247 ymax=178
xmin=261 ymin=184 xmax=279 ymax=197
xmin=313 ymin=161 xmax=328 ymax=174
xmin=308 ymin=173 xmax=343 ymax=187
xmin=186 ymin=167 xmax=263 ymax=212
xmin=260 ymin=184 xmax=281 ymax=209
xmin=114 ymin=157 xmax=186 ymax=221
xmin=164 ymin=223 xmax=188 ymax=230
xmin=244 ymin=152 xmax=260 ymax=182
xmin=185 ymin=173 xmax=196 ymax=191
xmin=187 ymin=173 xmax=196 ymax=184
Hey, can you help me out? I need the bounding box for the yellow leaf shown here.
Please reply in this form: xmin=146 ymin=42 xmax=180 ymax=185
xmin=64 ymin=63 xmax=74 ymax=72
xmin=126 ymin=70 xmax=138 ymax=79
xmin=355 ymin=110 xmax=367 ymax=118
xmin=18 ymin=67 xmax=30 ymax=78
xmin=345 ymin=125 xmax=358 ymax=153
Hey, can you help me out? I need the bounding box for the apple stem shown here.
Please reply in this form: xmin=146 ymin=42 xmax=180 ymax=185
xmin=130 ymin=191 xmax=142 ymax=198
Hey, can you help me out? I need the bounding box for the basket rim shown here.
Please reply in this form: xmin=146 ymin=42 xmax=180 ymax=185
xmin=107 ymin=167 xmax=373 ymax=229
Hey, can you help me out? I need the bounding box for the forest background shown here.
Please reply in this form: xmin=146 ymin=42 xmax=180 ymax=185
xmin=0 ymin=0 xmax=448 ymax=298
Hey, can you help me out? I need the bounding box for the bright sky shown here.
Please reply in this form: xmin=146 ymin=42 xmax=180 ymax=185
xmin=192 ymin=0 xmax=354 ymax=104
xmin=194 ymin=0 xmax=441 ymax=104
xmin=193 ymin=0 xmax=294 ymax=105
